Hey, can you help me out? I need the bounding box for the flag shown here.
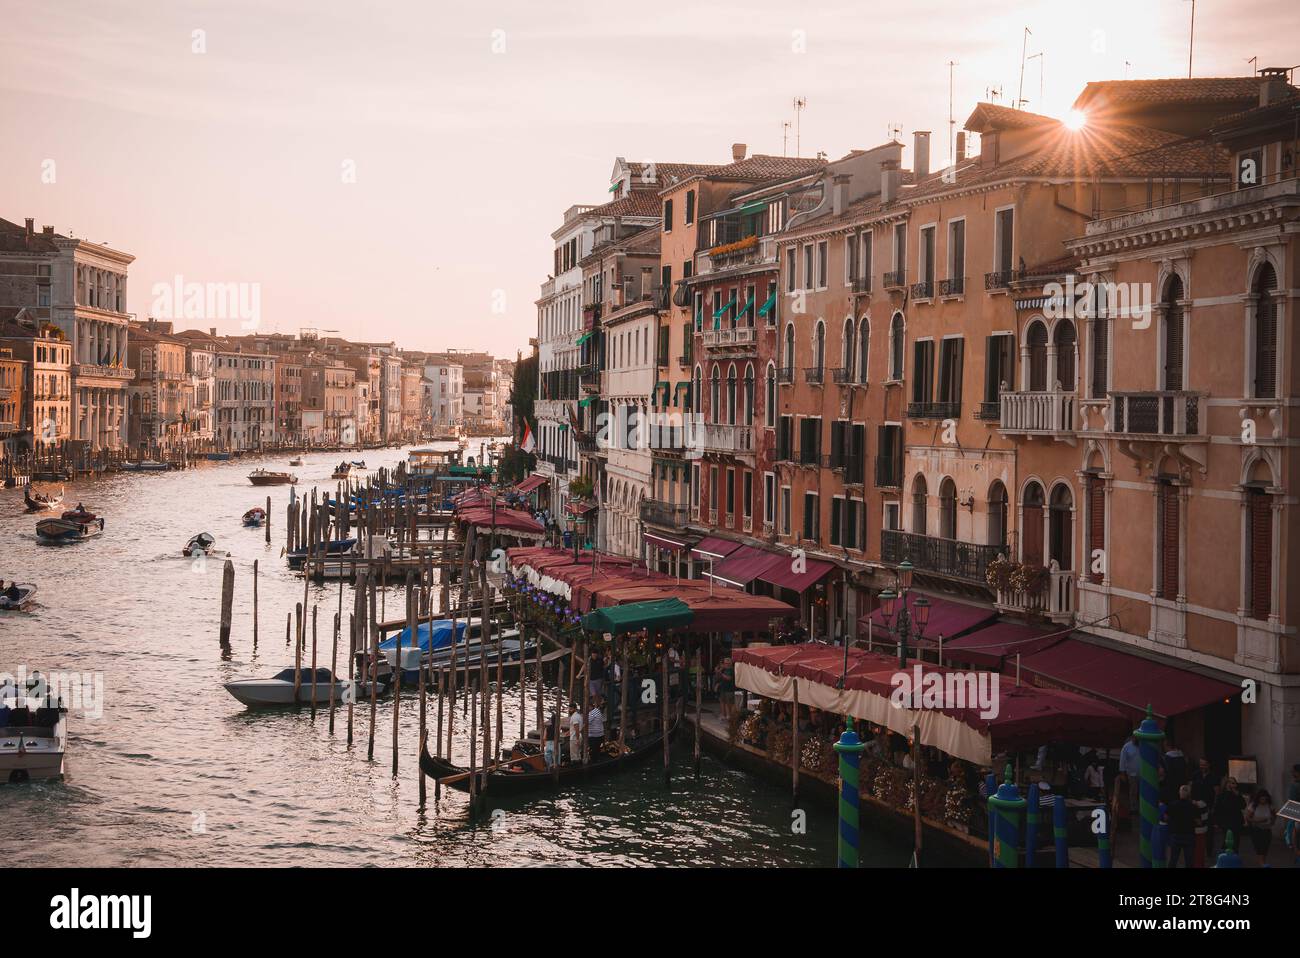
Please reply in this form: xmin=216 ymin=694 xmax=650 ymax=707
xmin=521 ymin=420 xmax=535 ymax=454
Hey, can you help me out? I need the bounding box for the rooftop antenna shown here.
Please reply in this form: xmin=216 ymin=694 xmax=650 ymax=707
xmin=986 ymin=84 xmax=1003 ymax=105
xmin=782 ymin=120 xmax=792 ymax=157
xmin=1185 ymin=0 xmax=1196 ymax=77
xmin=792 ymin=97 xmax=807 ymax=157
xmin=1248 ymin=56 xmax=1258 ymax=75
xmin=1124 ymin=60 xmax=1132 ymax=79
xmin=947 ymin=60 xmax=959 ymax=168
xmin=1027 ymin=51 xmax=1043 ymax=110
xmin=1017 ymin=26 xmax=1032 ymax=109
xmin=887 ymin=121 xmax=902 ymax=142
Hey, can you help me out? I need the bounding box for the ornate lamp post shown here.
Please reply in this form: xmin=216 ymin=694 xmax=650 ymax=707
xmin=876 ymin=560 xmax=930 ymax=669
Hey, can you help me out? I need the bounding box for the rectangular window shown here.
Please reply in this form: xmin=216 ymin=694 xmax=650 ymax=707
xmin=684 ymin=190 xmax=695 ymax=225
xmin=829 ymin=420 xmax=846 ymax=468
xmin=802 ymin=492 xmax=819 ymax=541
xmin=948 ymin=219 xmax=965 ymax=290
xmin=710 ymin=466 xmax=719 ymax=514
xmin=919 ymin=225 xmax=936 ymax=285
xmin=1158 ymin=480 xmax=1180 ymax=600
xmin=663 ymin=199 xmax=674 ymax=232
xmin=884 ymin=501 xmax=900 ymax=532
xmin=799 ymin=416 xmax=821 ymax=465
xmin=781 ymin=486 xmax=792 ymax=535
xmin=777 ymin=415 xmax=794 ymax=461
xmin=830 ymin=497 xmax=844 ymax=546
xmin=743 ymin=472 xmax=753 ymax=519
xmin=1090 ymin=317 xmax=1109 ymax=399
xmin=803 ymin=245 xmax=814 ymax=291
xmin=860 ymin=231 xmax=873 ymax=282
xmin=844 ymin=235 xmax=856 ymax=285
xmin=994 ymin=208 xmax=1014 ymax=274
xmin=726 ymin=468 xmax=735 ymax=516
xmin=893 ymin=223 xmax=907 ymax=271
xmin=984 ymin=334 xmax=1015 ymax=404
xmin=786 ymin=247 xmax=797 ymax=292
xmin=1087 ymin=473 xmax=1105 ymax=585
xmin=764 ymin=473 xmax=775 ymax=525
xmin=937 ymin=337 xmax=963 ymax=405
xmin=876 ymin=424 xmax=903 ymax=487
xmin=912 ymin=340 xmax=935 ymax=404
xmin=817 ymin=241 xmax=828 ymax=288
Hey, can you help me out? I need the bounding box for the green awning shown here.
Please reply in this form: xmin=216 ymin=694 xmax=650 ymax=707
xmin=674 ymin=382 xmax=692 ymax=407
xmin=757 ymin=291 xmax=777 ymax=317
xmin=737 ymin=200 xmax=767 ymax=216
xmin=713 ymin=295 xmax=735 ymax=321
xmin=557 ymin=422 xmax=569 ymax=432
xmin=576 ymin=331 xmax=593 ymax=346
xmin=738 ymin=295 xmax=755 ymax=317
xmin=578 ymin=395 xmax=596 ymax=407
xmin=654 ymin=380 xmax=670 ymax=403
xmin=608 ymin=182 xmax=620 ymax=193
xmin=581 ymin=597 xmax=695 ymax=636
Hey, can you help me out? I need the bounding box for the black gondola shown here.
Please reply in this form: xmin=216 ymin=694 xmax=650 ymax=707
xmin=418 ymin=720 xmax=678 ymax=797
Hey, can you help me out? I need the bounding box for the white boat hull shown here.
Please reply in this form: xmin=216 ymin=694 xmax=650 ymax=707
xmin=224 ymin=679 xmax=352 ymax=707
xmin=0 ymin=717 xmax=67 ymax=783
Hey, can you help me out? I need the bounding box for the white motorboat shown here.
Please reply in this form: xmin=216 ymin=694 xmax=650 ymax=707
xmin=223 ymin=667 xmax=352 ymax=707
xmin=0 ymin=583 xmax=38 ymax=611
xmin=0 ymin=691 xmax=67 ymax=782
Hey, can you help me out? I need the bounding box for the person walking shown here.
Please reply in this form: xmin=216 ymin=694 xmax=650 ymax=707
xmin=1166 ymin=785 xmax=1197 ymax=867
xmin=1119 ymin=734 xmax=1142 ymax=819
xmin=1211 ymin=777 xmax=1246 ymax=857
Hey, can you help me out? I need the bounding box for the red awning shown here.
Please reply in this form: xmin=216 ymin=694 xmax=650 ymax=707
xmin=565 ymin=500 xmax=597 ymax=518
xmin=690 ymin=536 xmax=741 ymax=561
xmin=643 ymin=531 xmax=691 ymax=552
xmin=859 ymin=593 xmax=997 ymax=642
xmin=940 ymin=621 xmax=1064 ymax=669
xmin=756 ymin=555 xmax=836 ymax=593
xmin=1018 ymin=637 xmax=1240 ymax=720
xmin=705 ymin=546 xmax=783 ymax=589
xmin=514 ymin=473 xmax=548 ymax=494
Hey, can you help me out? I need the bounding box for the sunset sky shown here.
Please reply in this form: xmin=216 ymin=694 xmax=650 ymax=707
xmin=2 ymin=0 xmax=1296 ymax=356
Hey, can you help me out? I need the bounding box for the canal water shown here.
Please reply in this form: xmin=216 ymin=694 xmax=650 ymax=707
xmin=1 ymin=445 xmax=917 ymax=867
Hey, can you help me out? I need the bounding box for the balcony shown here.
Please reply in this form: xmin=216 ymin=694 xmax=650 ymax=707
xmin=676 ymin=354 xmax=692 ymax=367
xmin=851 ymin=276 xmax=872 ymax=294
xmin=640 ymin=498 xmax=689 ymax=527
xmin=938 ymin=276 xmax=965 ymax=297
xmin=906 ymin=400 xmax=960 ymax=419
xmin=701 ymin=423 xmax=754 ymax=455
xmin=777 ymin=366 xmax=795 ymax=385
xmin=804 ymin=366 xmax=824 ymax=385
xmin=831 ymin=367 xmax=851 ymax=385
xmin=985 ymin=269 xmax=1015 ymax=291
xmin=976 ymin=401 xmax=1002 ymax=422
xmin=74 ymin=362 xmax=134 ymax=381
xmin=880 ymin=529 xmax=1001 ymax=586
xmin=701 ymin=326 xmax=757 ymax=350
xmin=996 ymin=562 xmax=1076 ymax=625
xmin=999 ymin=390 xmax=1076 ymax=439
xmin=883 ymin=269 xmax=907 ymax=290
xmin=910 ymin=280 xmax=934 ymax=300
xmin=1109 ymin=391 xmax=1202 ymax=437
xmin=833 ymin=452 xmax=866 ymax=485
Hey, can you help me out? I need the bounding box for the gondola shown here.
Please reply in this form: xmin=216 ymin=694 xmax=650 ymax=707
xmin=242 ymin=507 xmax=266 ymax=527
xmin=24 ymin=486 xmax=63 ymax=512
xmin=418 ymin=720 xmax=677 ymax=797
xmin=183 ymin=532 xmax=217 ymax=557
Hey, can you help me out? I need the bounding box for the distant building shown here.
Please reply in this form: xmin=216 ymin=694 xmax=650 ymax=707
xmin=0 ymin=306 xmax=72 ymax=453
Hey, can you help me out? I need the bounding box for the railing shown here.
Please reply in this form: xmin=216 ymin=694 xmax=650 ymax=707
xmin=996 ymin=562 xmax=1076 ymax=622
xmin=74 ymin=363 xmax=134 ymax=380
xmin=910 ymin=280 xmax=934 ymax=299
xmin=874 ymin=456 xmax=902 ymax=488
xmin=906 ymin=401 xmax=960 ymax=419
xmin=701 ymin=326 xmax=758 ymax=349
xmin=640 ymin=498 xmax=689 ymax=527
xmin=777 ymin=366 xmax=795 ymax=384
xmin=1110 ymin=391 xmax=1202 ymax=436
xmin=701 ymin=423 xmax=754 ymax=454
xmin=976 ymin=401 xmax=1002 ymax=421
xmin=883 ymin=269 xmax=907 ymax=290
xmin=985 ymin=269 xmax=1015 ymax=290
xmin=839 ymin=453 xmax=866 ymax=485
xmin=880 ymin=529 xmax=1001 ymax=585
xmin=676 ymin=354 xmax=692 ymax=367
xmin=1000 ymin=390 xmax=1076 ymax=435
xmin=852 ymin=276 xmax=872 ymax=294
xmin=831 ymin=367 xmax=851 ymax=385
xmin=938 ymin=276 xmax=965 ymax=296
xmin=804 ymin=366 xmax=824 ymax=385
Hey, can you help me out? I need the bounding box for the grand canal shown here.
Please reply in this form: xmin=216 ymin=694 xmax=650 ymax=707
xmin=1 ymin=446 xmax=917 ymax=867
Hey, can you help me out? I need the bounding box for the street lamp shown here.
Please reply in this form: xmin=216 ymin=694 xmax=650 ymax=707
xmin=877 ymin=560 xmax=929 ymax=669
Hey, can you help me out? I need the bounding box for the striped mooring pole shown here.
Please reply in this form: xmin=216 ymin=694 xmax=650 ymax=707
xmin=987 ymin=764 xmax=1026 ymax=868
xmin=1152 ymin=802 xmax=1169 ymax=868
xmin=985 ymin=772 xmax=997 ymax=866
xmin=1134 ymin=704 xmax=1165 ymax=868
xmin=833 ymin=718 xmax=866 ymax=868
xmin=1215 ymin=830 xmax=1243 ymax=868
xmin=1098 ymin=803 xmax=1113 ymax=868
xmin=1053 ymin=795 xmax=1069 ymax=868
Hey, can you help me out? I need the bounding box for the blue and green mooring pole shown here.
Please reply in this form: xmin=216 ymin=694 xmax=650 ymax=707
xmin=833 ymin=718 xmax=866 ymax=868
xmin=1134 ymin=704 xmax=1165 ymax=868
xmin=988 ymin=764 xmax=1026 ymax=868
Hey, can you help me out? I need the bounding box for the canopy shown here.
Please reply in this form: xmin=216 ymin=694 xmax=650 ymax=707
xmin=756 ymin=555 xmax=835 ymax=593
xmin=643 ymin=530 xmax=691 ymax=552
xmin=582 ymin=597 xmax=694 ymax=635
xmin=457 ymin=505 xmax=544 ymax=540
xmin=940 ymin=621 xmax=1062 ymax=669
xmin=705 ymin=545 xmax=782 ymax=589
xmin=514 ymin=473 xmax=548 ymax=494
xmin=1017 ymin=637 xmax=1240 ymax=721
xmin=691 ymin=536 xmax=740 ymax=561
xmin=380 ymin=619 xmax=467 ymax=653
xmin=734 ymin=644 xmax=1130 ymax=765
xmin=860 ymin=593 xmax=997 ymax=642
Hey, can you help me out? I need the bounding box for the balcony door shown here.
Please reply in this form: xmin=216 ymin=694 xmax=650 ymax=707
xmin=1048 ymin=484 xmax=1073 ymax=570
xmin=1022 ymin=481 xmax=1045 ymax=566
xmin=938 ymin=477 xmax=957 ymax=539
xmin=911 ymin=474 xmax=928 ymax=535
xmin=1026 ymin=321 xmax=1048 ymax=391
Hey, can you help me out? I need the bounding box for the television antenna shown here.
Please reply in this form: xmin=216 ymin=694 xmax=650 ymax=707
xmin=947 ymin=60 xmax=959 ymax=168
xmin=1016 ymin=26 xmax=1033 ymax=109
xmin=792 ymin=97 xmax=806 ymax=157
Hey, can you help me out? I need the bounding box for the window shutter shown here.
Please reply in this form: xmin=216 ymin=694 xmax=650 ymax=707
xmin=1090 ymin=318 xmax=1109 ymax=399
xmin=983 ymin=336 xmax=998 ymax=402
xmin=1159 ymin=482 xmax=1180 ymax=600
xmin=1249 ymin=489 xmax=1272 ymax=620
xmin=830 ymin=421 xmax=844 ymax=468
xmin=1087 ymin=475 xmax=1105 ymax=584
xmin=951 ymin=338 xmax=963 ymax=403
xmin=1254 ymin=266 xmax=1278 ymax=399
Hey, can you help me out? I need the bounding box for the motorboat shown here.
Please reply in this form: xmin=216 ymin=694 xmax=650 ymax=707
xmin=286 ymin=537 xmax=357 ymax=569
xmin=36 ymin=506 xmax=104 ymax=544
xmin=242 ymin=507 xmax=267 ymax=527
xmin=223 ymin=667 xmax=351 ymax=708
xmin=0 ymin=684 xmax=67 ymax=782
xmin=120 ymin=460 xmax=169 ymax=472
xmin=184 ymin=532 xmax=217 ymax=557
xmin=331 ymin=462 xmax=352 ymax=479
xmin=350 ymin=460 xmax=367 ymax=470
xmin=0 ymin=583 xmax=37 ymax=611
xmin=288 ymin=456 xmax=304 ymax=467
xmin=24 ymin=486 xmax=63 ymax=512
xmin=248 ymin=469 xmax=297 ymax=486
xmin=361 ymin=618 xmax=530 ymax=686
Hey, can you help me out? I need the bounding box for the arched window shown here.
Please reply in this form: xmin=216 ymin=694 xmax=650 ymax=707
xmin=911 ymin=474 xmax=928 ymax=535
xmin=842 ymin=317 xmax=855 ymax=380
xmin=1162 ymin=275 xmax=1185 ymax=390
xmin=857 ymin=317 xmax=870 ymax=384
xmin=988 ymin=481 xmax=1008 ymax=548
xmin=692 ymin=365 xmax=702 ymax=415
xmin=890 ymin=312 xmax=904 ymax=379
xmin=1027 ymin=320 xmax=1048 ymax=391
xmin=1253 ymin=263 xmax=1278 ymax=399
xmin=939 ymin=477 xmax=957 ymax=539
xmin=765 ymin=362 xmax=776 ymax=427
xmin=784 ymin=323 xmax=796 ymax=373
xmin=1022 ymin=481 xmax=1045 ymax=566
xmin=709 ymin=365 xmax=721 ymax=423
xmin=726 ymin=364 xmax=738 ymax=425
xmin=813 ymin=320 xmax=826 ymax=375
xmin=1053 ymin=319 xmax=1076 ymax=391
xmin=1049 ymin=484 xmax=1073 ymax=569
xmin=743 ymin=363 xmax=755 ymax=426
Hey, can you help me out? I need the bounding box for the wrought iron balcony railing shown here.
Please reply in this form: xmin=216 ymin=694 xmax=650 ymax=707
xmin=906 ymin=400 xmax=960 ymax=419
xmin=938 ymin=276 xmax=965 ymax=297
xmin=1110 ymin=391 xmax=1202 ymax=437
xmin=804 ymin=366 xmax=824 ymax=385
xmin=883 ymin=269 xmax=907 ymax=290
xmin=880 ymin=529 xmax=1001 ymax=586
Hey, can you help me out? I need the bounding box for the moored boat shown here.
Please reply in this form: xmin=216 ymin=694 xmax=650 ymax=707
xmin=36 ymin=506 xmax=104 ymax=544
xmin=285 ymin=537 xmax=358 ymax=569
xmin=223 ymin=667 xmax=351 ymax=707
xmin=205 ymin=451 xmax=232 ymax=461
xmin=242 ymin=507 xmax=266 ymax=527
xmin=331 ymin=462 xmax=352 ymax=479
xmin=121 ymin=460 xmax=170 ymax=472
xmin=248 ymin=469 xmax=297 ymax=486
xmin=350 ymin=460 xmax=366 ymax=470
xmin=24 ymin=486 xmax=64 ymax=512
xmin=0 ymin=582 xmax=37 ymax=611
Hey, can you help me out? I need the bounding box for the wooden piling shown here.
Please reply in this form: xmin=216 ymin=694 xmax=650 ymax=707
xmin=265 ymin=494 xmax=271 ymax=544
xmin=252 ymin=559 xmax=259 ymax=649
xmin=310 ymin=605 xmax=319 ymax=718
xmin=367 ymin=575 xmax=378 ymax=761
xmin=329 ymin=611 xmax=339 ymax=734
xmin=693 ymin=645 xmax=702 ymax=777
xmin=218 ymin=558 xmax=235 ymax=647
xmin=293 ymin=602 xmax=303 ymax=704
xmin=661 ymin=639 xmax=670 ymax=785
xmin=346 ymin=611 xmax=355 ymax=746
xmin=791 ymin=678 xmax=800 ymax=803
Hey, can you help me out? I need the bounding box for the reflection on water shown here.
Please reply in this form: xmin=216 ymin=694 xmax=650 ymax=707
xmin=1 ymin=446 xmax=910 ymax=867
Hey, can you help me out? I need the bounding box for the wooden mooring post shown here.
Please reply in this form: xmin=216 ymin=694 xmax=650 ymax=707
xmin=218 ymin=558 xmax=235 ymax=648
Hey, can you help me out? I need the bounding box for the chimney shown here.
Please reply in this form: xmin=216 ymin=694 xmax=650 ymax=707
xmin=880 ymin=159 xmax=900 ymax=205
xmin=210 ymin=327 xmax=217 ymax=337
xmin=913 ymin=131 xmax=931 ymax=180
xmin=42 ymin=225 xmax=53 ymax=236
xmin=1260 ymin=66 xmax=1290 ymax=107
xmin=24 ymin=218 xmax=33 ymax=238
xmin=955 ymin=131 xmax=967 ymax=161
xmin=731 ymin=142 xmax=747 ymax=162
xmin=832 ymin=174 xmax=850 ymax=215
